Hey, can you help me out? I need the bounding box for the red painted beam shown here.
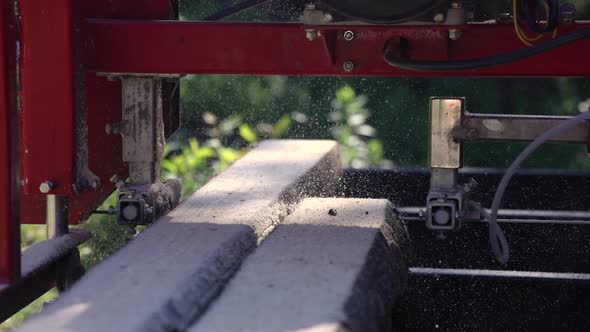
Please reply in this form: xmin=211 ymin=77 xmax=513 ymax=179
xmin=84 ymin=20 xmax=590 ymax=77
xmin=0 ymin=0 xmax=20 ymax=283
xmin=18 ymin=0 xmax=171 ymax=224
xmin=19 ymin=1 xmax=76 ymax=196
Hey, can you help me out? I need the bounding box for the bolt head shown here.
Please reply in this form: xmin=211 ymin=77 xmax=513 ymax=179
xmin=322 ymin=13 xmax=333 ymax=23
xmin=449 ymin=29 xmax=462 ymax=40
xmin=434 ymin=13 xmax=445 ymax=23
xmin=342 ymin=61 xmax=355 ymax=72
xmin=343 ymin=30 xmax=354 ymax=41
xmin=39 ymin=181 xmax=53 ymax=193
xmin=305 ymin=29 xmax=320 ymax=41
xmin=451 ymin=2 xmax=461 ymax=9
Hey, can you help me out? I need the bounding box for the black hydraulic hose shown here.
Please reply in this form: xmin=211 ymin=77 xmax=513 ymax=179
xmin=204 ymin=0 xmax=272 ymax=21
xmin=383 ymin=26 xmax=590 ymax=71
xmin=467 ymin=200 xmax=510 ymax=264
xmin=486 ymin=109 xmax=590 ymax=264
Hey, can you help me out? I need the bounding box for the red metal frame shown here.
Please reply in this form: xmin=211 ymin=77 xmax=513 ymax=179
xmin=19 ymin=1 xmax=172 ymax=225
xmin=4 ymin=0 xmax=590 ymax=318
xmin=0 ymin=0 xmax=20 ymax=284
xmin=0 ymin=0 xmax=171 ymax=317
xmin=16 ymin=13 xmax=590 ymax=227
xmin=84 ymin=21 xmax=590 ymax=77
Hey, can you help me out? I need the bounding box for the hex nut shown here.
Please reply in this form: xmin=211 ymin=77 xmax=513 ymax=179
xmin=342 ymin=61 xmax=355 ymax=72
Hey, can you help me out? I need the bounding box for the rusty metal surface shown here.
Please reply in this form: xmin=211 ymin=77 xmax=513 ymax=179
xmin=429 ymin=97 xmax=463 ymax=169
xmin=121 ymin=77 xmax=164 ymax=184
xmin=459 ymin=112 xmax=590 ymax=143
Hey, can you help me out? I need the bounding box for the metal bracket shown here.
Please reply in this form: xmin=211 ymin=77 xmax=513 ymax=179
xmin=426 ymin=96 xmax=590 ymax=231
xmin=108 ymin=76 xmax=182 ymax=227
xmin=426 ymin=97 xmax=464 ymax=230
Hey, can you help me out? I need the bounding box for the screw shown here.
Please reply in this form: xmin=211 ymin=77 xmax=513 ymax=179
xmin=343 ymin=30 xmax=354 ymax=41
xmin=91 ymin=178 xmax=100 ymax=189
xmin=434 ymin=13 xmax=445 ymax=23
xmin=342 ymin=60 xmax=355 ymax=72
xmin=305 ymin=29 xmax=321 ymax=41
xmin=39 ymin=181 xmax=54 ymax=194
xmin=322 ymin=13 xmax=333 ymax=23
xmin=449 ymin=29 xmax=462 ymax=40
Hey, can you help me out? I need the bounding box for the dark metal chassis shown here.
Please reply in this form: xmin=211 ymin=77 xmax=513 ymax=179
xmin=342 ymin=167 xmax=590 ymax=330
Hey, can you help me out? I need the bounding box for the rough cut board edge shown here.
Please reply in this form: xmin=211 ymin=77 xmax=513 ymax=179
xmin=143 ymin=141 xmax=342 ymax=332
xmin=190 ymin=198 xmax=412 ymax=332
xmin=18 ymin=140 xmax=341 ymax=332
xmin=342 ymin=206 xmax=412 ymax=332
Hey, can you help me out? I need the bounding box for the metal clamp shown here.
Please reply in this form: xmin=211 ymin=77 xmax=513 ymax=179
xmin=426 ymin=96 xmax=590 ymax=231
xmin=108 ymin=76 xmax=182 ymax=227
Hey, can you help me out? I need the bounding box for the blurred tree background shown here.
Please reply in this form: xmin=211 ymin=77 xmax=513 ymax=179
xmin=5 ymin=0 xmax=590 ymax=329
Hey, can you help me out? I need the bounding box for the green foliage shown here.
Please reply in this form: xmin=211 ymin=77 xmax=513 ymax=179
xmin=162 ymin=108 xmax=300 ymax=196
xmin=329 ymin=86 xmax=392 ymax=168
xmin=77 ymin=195 xmax=128 ymax=269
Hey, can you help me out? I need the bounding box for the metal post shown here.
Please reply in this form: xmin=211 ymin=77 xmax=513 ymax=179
xmin=112 ymin=76 xmax=181 ymax=228
xmin=426 ymin=97 xmax=465 ymax=230
xmin=121 ymin=77 xmax=164 ymax=184
xmin=46 ymin=195 xmax=69 ymax=239
xmin=455 ymin=113 xmax=590 ymax=143
xmin=0 ymin=0 xmax=20 ymax=284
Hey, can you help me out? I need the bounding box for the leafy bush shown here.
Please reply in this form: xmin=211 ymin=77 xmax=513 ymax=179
xmin=329 ymin=86 xmax=393 ymax=169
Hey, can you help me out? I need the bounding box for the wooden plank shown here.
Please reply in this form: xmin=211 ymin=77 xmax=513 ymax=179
xmin=20 ymin=229 xmax=90 ymax=276
xmin=1 ymin=229 xmax=90 ymax=321
xmin=190 ymin=198 xmax=411 ymax=332
xmin=18 ymin=140 xmax=340 ymax=332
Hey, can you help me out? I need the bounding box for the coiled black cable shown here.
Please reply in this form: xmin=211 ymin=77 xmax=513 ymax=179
xmin=522 ymin=0 xmax=559 ymax=34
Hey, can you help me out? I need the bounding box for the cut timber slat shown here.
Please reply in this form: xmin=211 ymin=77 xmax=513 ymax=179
xmin=0 ymin=229 xmax=90 ymax=321
xmin=18 ymin=140 xmax=341 ymax=332
xmin=190 ymin=198 xmax=411 ymax=332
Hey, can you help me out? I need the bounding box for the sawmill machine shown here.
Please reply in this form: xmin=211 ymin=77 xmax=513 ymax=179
xmin=1 ymin=0 xmax=590 ymax=324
